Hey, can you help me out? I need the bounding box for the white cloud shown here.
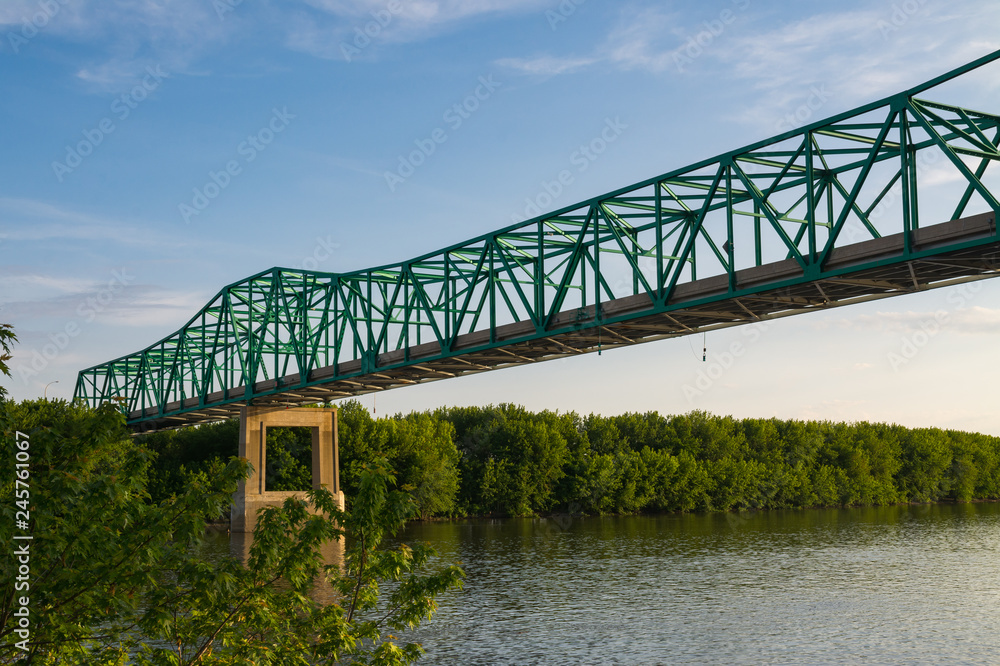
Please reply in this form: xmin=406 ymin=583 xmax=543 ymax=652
xmin=600 ymin=5 xmax=684 ymax=74
xmin=797 ymin=398 xmax=873 ymax=423
xmin=302 ymin=0 xmax=547 ymax=28
xmin=1 ymin=0 xmax=239 ymax=89
xmin=3 ymin=282 xmax=209 ymax=328
xmin=4 ymin=0 xmax=554 ymax=72
xmin=951 ymin=306 xmax=1000 ymax=334
xmin=722 ymin=10 xmax=887 ymax=93
xmin=493 ymin=0 xmax=1000 ymax=135
xmin=920 ymin=165 xmax=967 ymax=188
xmin=0 ymin=0 xmax=88 ymax=28
xmin=289 ymin=0 xmax=549 ymax=59
xmin=0 ymin=0 xmax=36 ymax=24
xmin=493 ymin=5 xmax=685 ymax=76
xmin=709 ymin=2 xmax=1000 ymax=130
xmin=495 ymin=55 xmax=597 ymax=77
xmin=101 ymin=289 xmax=210 ymax=327
xmin=0 ymin=196 xmax=109 ymax=226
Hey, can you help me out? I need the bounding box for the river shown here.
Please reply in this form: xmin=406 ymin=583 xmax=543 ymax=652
xmin=215 ymin=502 xmax=1000 ymax=664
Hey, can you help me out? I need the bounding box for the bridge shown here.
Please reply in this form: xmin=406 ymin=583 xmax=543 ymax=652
xmin=76 ymin=52 xmax=1000 ymax=432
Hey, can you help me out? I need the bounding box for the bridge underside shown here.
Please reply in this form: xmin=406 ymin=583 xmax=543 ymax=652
xmin=129 ymin=213 xmax=998 ymax=432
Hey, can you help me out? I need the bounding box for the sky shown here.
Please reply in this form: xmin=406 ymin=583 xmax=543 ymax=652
xmin=3 ymin=0 xmax=1000 ymax=434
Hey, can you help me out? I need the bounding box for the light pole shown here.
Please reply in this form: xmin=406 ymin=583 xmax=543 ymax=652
xmin=44 ymin=380 xmax=59 ymax=400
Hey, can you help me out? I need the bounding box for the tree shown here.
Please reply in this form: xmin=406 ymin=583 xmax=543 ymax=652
xmin=140 ymin=418 xmax=241 ymax=506
xmin=0 ymin=398 xmax=463 ymax=664
xmin=473 ymin=407 xmax=569 ymax=516
xmin=337 ymin=403 xmax=460 ymax=518
xmin=139 ymin=419 xmax=315 ymax=502
xmin=391 ymin=414 xmax=460 ymax=519
xmin=1 ymin=398 xmax=194 ymax=663
xmin=132 ymin=460 xmax=464 ymax=665
xmin=0 ymin=324 xmax=15 ymax=399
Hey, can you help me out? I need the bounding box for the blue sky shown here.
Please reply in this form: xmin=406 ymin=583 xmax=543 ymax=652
xmin=3 ymin=0 xmax=1000 ymax=434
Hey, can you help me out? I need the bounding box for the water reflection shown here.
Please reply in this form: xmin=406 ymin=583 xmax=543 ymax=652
xmin=202 ymin=530 xmax=346 ymax=605
xmin=398 ymin=503 xmax=1000 ymax=664
xmin=199 ymin=504 xmax=1000 ymax=663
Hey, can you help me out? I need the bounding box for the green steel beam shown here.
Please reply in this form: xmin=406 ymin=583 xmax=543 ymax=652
xmin=75 ymin=52 xmax=1000 ymax=429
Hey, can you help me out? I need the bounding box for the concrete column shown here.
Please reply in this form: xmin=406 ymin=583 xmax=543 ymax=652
xmin=231 ymin=405 xmax=345 ymax=533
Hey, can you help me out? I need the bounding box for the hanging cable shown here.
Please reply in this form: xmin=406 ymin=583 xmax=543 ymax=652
xmin=688 ymin=333 xmax=702 ymax=361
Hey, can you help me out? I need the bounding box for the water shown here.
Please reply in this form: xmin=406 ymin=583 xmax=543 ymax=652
xmin=398 ymin=504 xmax=1000 ymax=665
xmin=211 ymin=503 xmax=1000 ymax=664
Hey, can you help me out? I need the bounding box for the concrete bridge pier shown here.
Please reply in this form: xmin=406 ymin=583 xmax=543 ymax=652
xmin=231 ymin=405 xmax=345 ymax=533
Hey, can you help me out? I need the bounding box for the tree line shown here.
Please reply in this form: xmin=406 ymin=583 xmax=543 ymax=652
xmin=141 ymin=401 xmax=1000 ymax=519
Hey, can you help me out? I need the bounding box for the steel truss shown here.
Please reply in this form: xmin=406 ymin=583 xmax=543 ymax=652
xmin=76 ymin=52 xmax=1000 ymax=430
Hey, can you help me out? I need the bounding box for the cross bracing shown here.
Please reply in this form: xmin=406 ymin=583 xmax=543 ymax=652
xmin=76 ymin=51 xmax=1000 ymax=431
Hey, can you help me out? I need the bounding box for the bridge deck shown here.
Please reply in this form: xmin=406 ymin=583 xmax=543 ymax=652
xmin=129 ymin=212 xmax=998 ymax=431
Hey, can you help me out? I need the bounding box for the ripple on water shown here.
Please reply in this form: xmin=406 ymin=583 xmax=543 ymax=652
xmin=198 ymin=505 xmax=1000 ymax=664
xmin=389 ymin=504 xmax=1000 ymax=665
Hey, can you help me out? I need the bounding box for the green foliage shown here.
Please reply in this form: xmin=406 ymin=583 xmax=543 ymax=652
xmin=0 ymin=400 xmax=463 ymax=665
xmin=390 ymin=414 xmax=460 ymax=519
xmin=128 ymin=460 xmax=463 ymax=665
xmin=338 ymin=403 xmax=461 ymax=519
xmin=5 ymin=386 xmax=999 ymax=662
xmin=139 ymin=421 xmax=316 ymax=507
xmin=0 ymin=324 xmax=15 ymax=398
xmin=0 ymin=399 xmax=241 ymax=663
xmin=140 ymin=419 xmax=241 ymax=508
xmin=438 ymin=406 xmax=1000 ymax=516
xmin=134 ymin=401 xmax=1000 ymax=521
xmin=262 ymin=426 xmax=314 ymax=491
xmin=95 ymin=390 xmax=1000 ymax=526
xmin=444 ymin=404 xmax=576 ymax=516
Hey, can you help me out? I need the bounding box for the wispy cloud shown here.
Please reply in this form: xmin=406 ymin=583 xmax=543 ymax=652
xmin=3 ymin=281 xmax=208 ymax=328
xmin=725 ymin=9 xmax=1000 ymax=91
xmin=816 ymin=306 xmax=1000 ymax=336
xmin=289 ymin=0 xmax=549 ymax=59
xmin=4 ymin=0 xmax=552 ymax=72
xmin=301 ymin=0 xmax=548 ymax=30
xmin=2 ymin=0 xmax=240 ymax=89
xmin=0 ymin=273 xmax=100 ymax=299
xmin=495 ymin=5 xmax=686 ymax=76
xmin=798 ymin=398 xmax=874 ymax=423
xmin=694 ymin=2 xmax=1000 ymax=130
xmin=494 ymin=0 xmax=1000 ymax=132
xmin=723 ymin=10 xmax=886 ymax=93
xmin=601 ymin=5 xmax=686 ymax=73
xmin=495 ymin=54 xmax=597 ymax=77
xmin=0 ymin=197 xmax=188 ymax=249
xmin=98 ymin=288 xmax=209 ymax=328
xmin=0 ymin=0 xmax=88 ymax=29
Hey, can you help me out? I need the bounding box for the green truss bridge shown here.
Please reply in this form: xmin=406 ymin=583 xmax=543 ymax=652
xmin=77 ymin=52 xmax=1000 ymax=431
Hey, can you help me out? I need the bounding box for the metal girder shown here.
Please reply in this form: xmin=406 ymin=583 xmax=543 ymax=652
xmin=76 ymin=51 xmax=1000 ymax=431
